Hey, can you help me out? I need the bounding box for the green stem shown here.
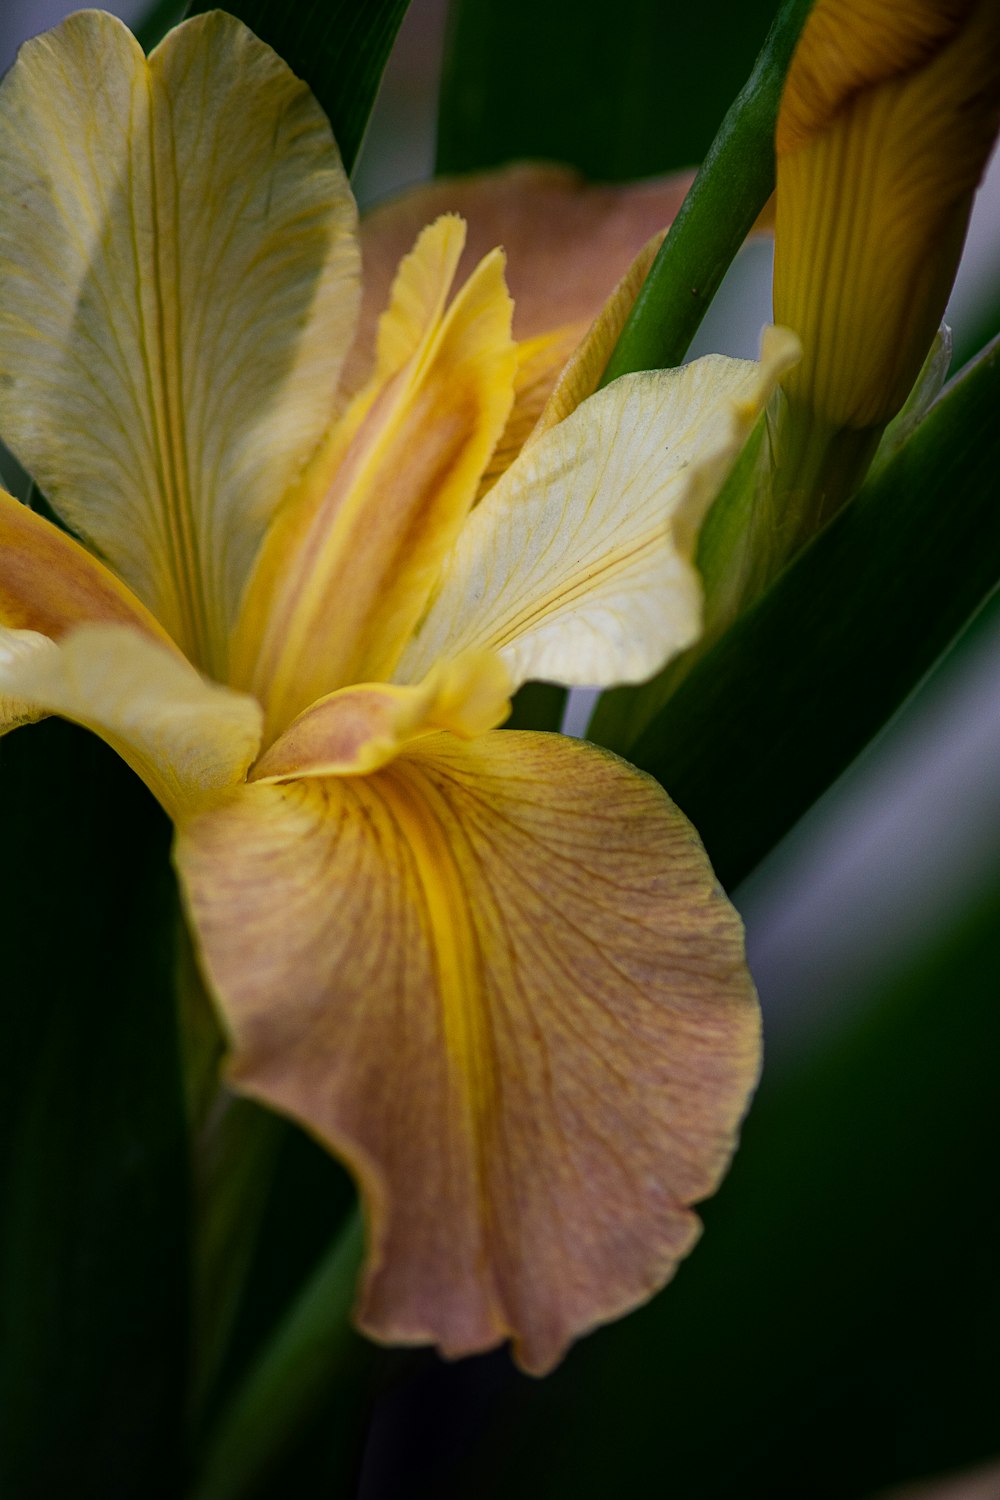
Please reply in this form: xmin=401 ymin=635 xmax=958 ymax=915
xmin=600 ymin=0 xmax=813 ymax=384
xmin=186 ymin=1210 xmax=372 ymax=1500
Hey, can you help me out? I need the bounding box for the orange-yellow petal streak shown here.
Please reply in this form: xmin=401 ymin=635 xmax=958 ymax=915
xmin=176 ymin=731 xmax=760 ymax=1373
xmin=236 ymin=217 xmax=517 ymax=737
xmin=0 ymin=487 xmax=176 ymax=648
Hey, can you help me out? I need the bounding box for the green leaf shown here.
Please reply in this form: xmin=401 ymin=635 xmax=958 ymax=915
xmin=0 ymin=724 xmax=190 ymax=1500
xmin=611 ymin=334 xmax=1000 ymax=890
xmin=182 ymin=0 xmax=412 ymax=173
xmin=188 ymin=1213 xmax=372 ymax=1500
xmin=437 ymin=0 xmax=781 ymax=180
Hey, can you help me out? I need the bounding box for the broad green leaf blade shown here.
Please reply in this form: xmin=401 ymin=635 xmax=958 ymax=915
xmin=182 ymin=0 xmax=411 ymax=173
xmin=423 ymin=856 xmax=1000 ymax=1499
xmin=601 ymin=0 xmax=812 ymax=382
xmin=437 ymin=0 xmax=781 ymax=180
xmin=0 ymin=724 xmax=189 ymax=1500
xmin=618 ymin=335 xmax=1000 ymax=890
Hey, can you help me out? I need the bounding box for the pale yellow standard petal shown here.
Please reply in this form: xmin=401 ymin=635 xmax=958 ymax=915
xmin=0 ymin=623 xmax=261 ymax=818
xmin=474 ymin=231 xmax=667 ymax=504
xmin=397 ymin=328 xmax=799 ymax=692
xmin=252 ymin=651 xmax=511 ymax=780
xmin=0 ymin=10 xmax=360 ymax=676
xmin=236 ymin=217 xmax=517 ymax=736
xmin=176 ymin=732 xmax=760 ymax=1373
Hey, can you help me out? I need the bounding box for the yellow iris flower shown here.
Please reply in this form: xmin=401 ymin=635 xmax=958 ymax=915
xmin=0 ymin=11 xmax=793 ymax=1371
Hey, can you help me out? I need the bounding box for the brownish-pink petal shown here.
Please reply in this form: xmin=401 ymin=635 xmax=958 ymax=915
xmin=176 ymin=730 xmax=760 ymax=1373
xmin=343 ymin=163 xmax=695 ymax=394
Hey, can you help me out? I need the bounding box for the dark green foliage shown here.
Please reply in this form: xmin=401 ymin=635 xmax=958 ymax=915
xmin=438 ymin=0 xmax=782 ymax=180
xmin=183 ymin=0 xmax=412 ymax=172
xmin=0 ymin=725 xmax=189 ymax=1500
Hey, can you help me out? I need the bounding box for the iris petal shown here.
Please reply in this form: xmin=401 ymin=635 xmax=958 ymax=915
xmin=177 ymin=731 xmax=760 ymax=1373
xmin=252 ymin=651 xmax=511 ymax=780
xmin=0 ymin=487 xmax=174 ymax=648
xmin=0 ymin=10 xmax=360 ymax=675
xmin=398 ymin=328 xmax=799 ymax=692
xmin=342 ymin=163 xmax=695 ymax=395
xmin=0 ymin=623 xmax=260 ymax=818
xmin=237 ymin=217 xmax=517 ymax=734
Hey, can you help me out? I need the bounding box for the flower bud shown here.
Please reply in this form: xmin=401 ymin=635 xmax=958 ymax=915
xmin=774 ymin=0 xmax=1000 ymax=434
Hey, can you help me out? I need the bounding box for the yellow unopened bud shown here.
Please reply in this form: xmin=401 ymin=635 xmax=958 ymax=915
xmin=774 ymin=0 xmax=1000 ymax=432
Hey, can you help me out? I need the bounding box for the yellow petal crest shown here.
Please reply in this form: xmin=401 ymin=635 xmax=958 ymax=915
xmin=472 ymin=323 xmax=587 ymax=501
xmin=0 ymin=10 xmax=360 ymax=676
xmin=251 ymin=651 xmax=512 ymax=781
xmin=397 ymin=328 xmax=799 ymax=692
xmin=236 ymin=217 xmax=517 ymax=737
xmin=176 ymin=732 xmax=760 ymax=1373
xmin=0 ymin=623 xmax=261 ymax=819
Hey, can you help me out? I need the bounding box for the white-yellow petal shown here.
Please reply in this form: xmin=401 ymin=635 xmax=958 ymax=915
xmin=0 ymin=11 xmax=360 ymax=676
xmin=397 ymin=328 xmax=799 ymax=691
xmin=0 ymin=624 xmax=262 ymax=819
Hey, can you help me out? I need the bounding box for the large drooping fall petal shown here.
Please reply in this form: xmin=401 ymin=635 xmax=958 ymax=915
xmin=235 ymin=216 xmax=517 ymax=735
xmin=0 ymin=623 xmax=261 ymax=817
xmin=176 ymin=731 xmax=760 ymax=1373
xmin=397 ymin=327 xmax=799 ymax=692
xmin=0 ymin=9 xmax=360 ymax=677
